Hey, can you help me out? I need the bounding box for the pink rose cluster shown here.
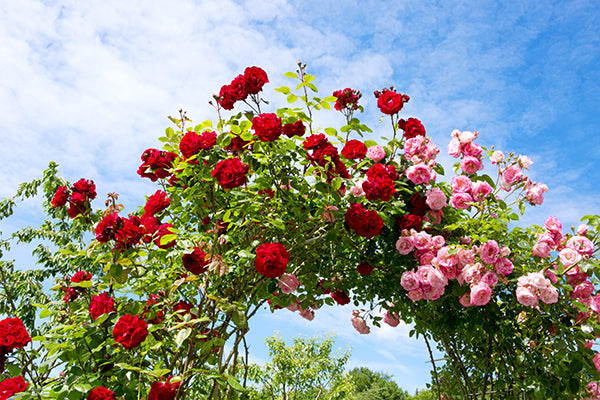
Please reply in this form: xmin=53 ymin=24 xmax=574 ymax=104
xmin=447 ymin=130 xmax=483 ymax=175
xmin=516 ymin=271 xmax=559 ymax=307
xmin=404 ymin=134 xmax=439 ymax=186
xmin=286 ymin=299 xmax=315 ymax=321
xmin=584 ymin=380 xmax=600 ymax=400
xmin=351 ymin=310 xmax=370 ymax=334
xmin=449 ymin=175 xmax=492 ymax=210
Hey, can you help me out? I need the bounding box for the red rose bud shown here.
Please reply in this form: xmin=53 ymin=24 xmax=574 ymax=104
xmin=255 ymin=243 xmax=289 ymax=278
xmin=112 ymin=314 xmax=148 ymax=350
xmin=332 ymin=88 xmax=361 ymax=111
xmin=182 ymin=247 xmax=208 ymax=275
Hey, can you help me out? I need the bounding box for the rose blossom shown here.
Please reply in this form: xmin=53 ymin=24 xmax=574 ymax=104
xmin=516 ymin=286 xmax=538 ymax=307
xmin=255 ymin=243 xmax=289 ymax=278
xmin=350 ymin=179 xmax=366 ymax=197
xmin=567 ymin=235 xmax=594 ymax=256
xmin=299 ymin=308 xmax=315 ymax=321
xmin=593 ymin=353 xmax=600 ymax=374
xmin=278 ymin=273 xmax=299 ymax=293
xmin=426 ymin=187 xmax=447 ymax=210
xmin=0 ymin=317 xmax=31 ymax=354
xmin=518 ymin=155 xmax=533 ymax=169
xmin=356 ymin=263 xmax=374 ymax=275
xmin=382 ymin=309 xmax=401 ymax=327
xmin=351 ymin=310 xmax=370 ymax=334
xmin=211 ymin=158 xmax=249 ymax=189
xmin=112 ymin=314 xmax=148 ymax=350
xmin=89 ymin=292 xmax=116 ymax=320
xmin=459 ymin=293 xmax=472 ymax=307
xmin=331 ymin=289 xmax=351 ymax=305
xmin=148 ymin=377 xmax=180 ymax=400
xmin=376 ymin=90 xmax=407 ymax=115
xmin=451 ymin=175 xmax=472 ymax=193
xmin=366 ymin=145 xmax=386 ymax=161
xmin=413 ymin=231 xmax=433 ymax=251
xmin=447 ymin=138 xmax=461 ymax=158
xmin=407 ymin=288 xmax=423 ymax=301
xmin=344 ymin=203 xmax=383 ymax=238
xmin=490 ymin=151 xmax=504 ymax=164
xmin=480 ymin=240 xmax=500 ymax=265
xmin=450 ymin=192 xmax=473 ymax=210
xmin=471 ymin=181 xmax=492 ymax=201
xmin=559 ymin=247 xmax=582 ymax=267
xmin=253 ymin=113 xmax=282 ymax=142
xmin=341 ymin=140 xmax=367 ymax=159
xmin=182 ymin=247 xmax=208 ymax=275
xmin=244 ymin=66 xmax=269 ymax=94
xmin=470 ymin=282 xmax=492 ymax=306
xmin=501 ymin=164 xmax=523 ymax=186
xmin=406 ymin=163 xmax=432 ymax=185
xmin=400 ymin=270 xmax=420 ymax=291
xmin=51 ymin=186 xmax=70 ymax=208
xmin=396 ymin=236 xmax=415 ymax=255
xmin=577 ymin=224 xmax=588 ymax=236
xmin=87 ymin=387 xmax=116 ymax=400
xmin=532 ymin=241 xmax=552 ymax=258
xmin=481 ymin=271 xmax=499 ymax=287
xmin=460 ymin=156 xmax=482 ymax=175
xmin=0 ymin=376 xmax=28 ymax=399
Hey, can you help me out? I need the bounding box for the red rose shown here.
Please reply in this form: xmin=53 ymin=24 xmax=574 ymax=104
xmin=51 ymin=186 xmax=70 ymax=208
xmin=303 ymin=133 xmax=328 ymax=150
xmin=218 ymin=84 xmax=236 ymax=110
xmin=173 ymin=301 xmax=197 ymax=322
xmin=87 ymin=386 xmax=116 ymax=400
xmin=89 ymin=292 xmax=115 ymax=321
xmin=362 ymin=177 xmax=395 ymax=202
xmin=410 ymin=193 xmax=428 ymax=216
xmin=198 ymin=130 xmax=217 ymax=150
xmin=154 ymin=223 xmax=176 ymax=249
xmin=344 ymin=203 xmax=384 ymax=238
xmin=399 ymin=117 xmax=426 ymax=139
xmin=332 ymin=88 xmax=361 ymax=111
xmin=356 ymin=263 xmax=374 ymax=275
xmin=71 ymin=271 xmax=92 ymax=283
xmin=230 ymin=74 xmax=248 ymax=101
xmin=211 ymin=158 xmax=249 ymax=189
xmin=62 ymin=287 xmax=79 ymax=303
xmin=115 ymin=216 xmax=144 ymax=250
xmin=137 ymin=149 xmax=176 ymax=181
xmin=148 ymin=377 xmax=180 ymax=400
xmin=144 ymin=190 xmax=170 ymax=217
xmin=255 ymin=243 xmax=289 ymax=278
xmin=376 ymin=90 xmax=408 ymax=115
xmin=72 ymin=178 xmax=97 ymax=200
xmin=0 ymin=318 xmax=31 ymax=353
xmin=341 ymin=140 xmax=367 ymax=160
xmin=0 ymin=376 xmax=28 ymax=399
xmin=243 ymin=66 xmax=269 ymax=95
xmin=113 ymin=314 xmax=148 ymax=350
xmin=253 ymin=113 xmax=282 ymax=142
xmin=142 ymin=295 xmax=164 ymax=325
xmin=141 ymin=214 xmax=160 ymax=243
xmin=182 ymin=247 xmax=208 ymax=275
xmin=282 ymin=120 xmax=306 ymax=138
xmin=179 ymin=131 xmax=202 ymax=159
xmin=225 ymin=134 xmax=252 ymax=153
xmin=397 ymin=214 xmax=422 ymax=231
xmin=331 ymin=289 xmax=351 ymax=305
xmin=95 ymin=212 xmax=123 ymax=243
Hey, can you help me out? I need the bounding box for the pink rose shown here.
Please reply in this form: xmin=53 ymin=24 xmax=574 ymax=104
xmin=406 ymin=164 xmax=432 ymax=185
xmin=400 ymin=270 xmax=419 ymax=291
xmin=457 ymin=130 xmax=475 ymax=143
xmin=351 ymin=310 xmax=370 ymax=334
xmin=407 ymin=288 xmax=423 ymax=301
xmin=559 ymin=248 xmax=582 ymax=267
xmin=451 ymin=175 xmax=472 ymax=193
xmin=366 ymin=145 xmax=386 ymax=161
xmin=480 ymin=240 xmax=500 ymax=265
xmin=471 ymin=181 xmax=492 ymax=201
xmin=278 ymin=273 xmax=299 ymax=294
xmin=539 ymin=286 xmax=558 ymax=304
xmin=501 ymin=164 xmax=523 ymax=186
xmin=350 ymin=179 xmax=366 ymax=197
xmin=532 ymin=241 xmax=552 ymax=258
xmin=459 ymin=293 xmax=472 ymax=307
xmin=413 ymin=231 xmax=433 ymax=251
xmin=481 ymin=271 xmax=498 ymax=287
xmin=567 ymin=235 xmax=594 ymax=256
xmin=544 ymin=216 xmax=562 ymax=234
xmin=516 ymin=286 xmax=538 ymax=307
xmin=460 ymin=156 xmax=482 ymax=175
xmin=577 ymin=224 xmax=588 ymax=236
xmin=470 ymin=282 xmax=492 ymax=306
xmin=494 ymin=258 xmax=514 ymax=276
xmin=593 ymin=353 xmax=600 ymax=373
xmin=382 ymin=309 xmax=401 ymax=327
xmin=447 ymin=138 xmax=461 ymax=158
xmin=426 ymin=187 xmax=447 ymax=210
xmin=299 ymin=308 xmax=315 ymax=321
xmin=395 ymin=236 xmax=414 ymax=255
xmin=526 ymin=186 xmax=544 ymax=205
xmin=490 ymin=151 xmax=504 ymax=164
xmin=450 ymin=192 xmax=473 ymax=209
xmin=518 ymin=155 xmax=532 ymax=169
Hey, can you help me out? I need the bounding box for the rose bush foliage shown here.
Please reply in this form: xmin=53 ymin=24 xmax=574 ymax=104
xmin=0 ymin=63 xmax=600 ymax=399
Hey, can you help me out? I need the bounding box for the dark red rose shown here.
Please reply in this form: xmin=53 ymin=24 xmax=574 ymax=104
xmin=303 ymin=134 xmax=328 ymax=150
xmin=72 ymin=178 xmax=97 ymax=200
xmin=243 ymin=66 xmax=269 ymax=95
xmin=282 ymin=120 xmax=306 ymax=138
xmin=148 ymin=377 xmax=180 ymax=400
xmin=255 ymin=243 xmax=289 ymax=278
xmin=362 ymin=177 xmax=395 ymax=202
xmin=198 ymin=130 xmax=217 ymax=150
xmin=399 ymin=117 xmax=426 ymax=139
xmin=87 ymin=386 xmax=116 ymax=400
xmin=142 ymin=295 xmax=164 ymax=325
xmin=344 ymin=203 xmax=384 ymax=238
xmin=356 ymin=263 xmax=374 ymax=275
xmin=95 ymin=212 xmax=123 ymax=243
xmin=258 ymin=189 xmax=275 ymax=198
xmin=331 ymin=289 xmax=351 ymax=305
xmin=376 ymin=90 xmax=408 ymax=115
xmin=218 ymin=84 xmax=236 ymax=110
xmin=332 ymin=88 xmax=361 ymax=111
xmin=253 ymin=113 xmax=282 ymax=142
xmin=397 ymin=214 xmax=422 ymax=231
xmin=71 ymin=271 xmax=92 ymax=283
xmin=141 ymin=214 xmax=160 ymax=243
xmin=144 ymin=190 xmax=170 ymax=217
xmin=113 ymin=314 xmax=148 ymax=350
xmin=89 ymin=292 xmax=115 ymax=321
xmin=211 ymin=158 xmax=249 ymax=189
xmin=173 ymin=301 xmax=197 ymax=322
xmin=137 ymin=149 xmax=176 ymax=181
xmin=62 ymin=287 xmax=79 ymax=303
xmin=51 ymin=186 xmax=70 ymax=208
xmin=154 ymin=223 xmax=176 ymax=249
xmin=0 ymin=318 xmax=31 ymax=353
xmin=410 ymin=193 xmax=428 ymax=216
xmin=0 ymin=376 xmax=28 ymax=399
xmin=179 ymin=131 xmax=202 ymax=159
xmin=225 ymin=134 xmax=252 ymax=153
xmin=115 ymin=216 xmax=144 ymax=250
xmin=182 ymin=247 xmax=208 ymax=275
xmin=230 ymin=74 xmax=248 ymax=101
xmin=341 ymin=140 xmax=367 ymax=160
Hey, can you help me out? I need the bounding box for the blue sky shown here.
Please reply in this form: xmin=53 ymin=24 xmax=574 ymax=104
xmin=1 ymin=0 xmax=599 ymax=394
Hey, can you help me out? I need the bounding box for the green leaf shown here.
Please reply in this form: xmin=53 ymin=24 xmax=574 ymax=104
xmin=6 ymin=364 xmax=21 ymax=376
xmin=175 ymin=327 xmax=192 ymax=348
xmin=287 ymin=94 xmax=298 ymax=104
xmin=275 ymin=86 xmax=291 ymax=95
xmin=284 ymin=71 xmax=298 ymax=79
xmin=39 ymin=308 xmax=52 ymax=319
xmin=116 ymin=363 xmax=142 ymax=372
xmin=324 ymin=127 xmax=337 ymax=136
xmin=306 ymin=82 xmax=318 ymax=92
xmin=364 ymin=140 xmax=378 ymax=148
xmin=160 ymin=234 xmax=177 ymax=246
xmin=227 ymin=375 xmax=245 ymax=392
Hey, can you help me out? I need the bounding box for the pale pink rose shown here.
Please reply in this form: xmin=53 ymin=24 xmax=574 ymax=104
xmin=526 ymin=186 xmax=544 ymax=205
xmin=278 ymin=273 xmax=300 ymax=294
xmin=396 ymin=236 xmax=415 ymax=255
xmin=480 ymin=240 xmax=500 ymax=265
xmin=450 ymin=192 xmax=473 ymax=209
xmin=462 ymin=142 xmax=483 ymax=158
xmin=400 ymin=270 xmax=420 ymax=291
xmin=532 ymin=241 xmax=552 ymax=258
xmin=460 ymin=156 xmax=482 ymax=175
xmin=404 ymin=137 xmax=425 ymax=159
xmin=413 ymin=231 xmax=433 ymax=251
xmin=426 ymin=187 xmax=447 ymax=210
xmin=490 ymin=151 xmax=504 ymax=164
xmin=407 ymin=288 xmax=423 ymax=301
xmin=287 ymin=301 xmax=300 ymax=312
xmin=494 ymin=258 xmax=514 ymax=275
xmin=544 ymin=216 xmax=562 ymax=234
xmin=593 ymin=353 xmax=600 ymax=373
xmin=322 ymin=206 xmax=338 ymax=223
xmin=431 ymin=236 xmax=445 ymax=250
xmin=299 ymin=308 xmax=315 ymax=321
xmin=576 ymin=224 xmax=588 ymax=236
xmin=428 ymin=268 xmax=448 ymax=289
xmin=516 ymin=286 xmax=538 ymax=307
xmin=470 ymin=282 xmax=492 ymax=306
xmin=351 ymin=310 xmax=370 ymax=334
xmin=350 ymin=179 xmax=366 ymax=197
xmin=499 ymin=246 xmax=511 ymax=257
xmin=544 ymin=269 xmax=558 ymax=284
xmin=499 ymin=176 xmax=512 ymax=191
xmin=539 ymin=286 xmax=558 ymax=304
xmin=459 ymin=293 xmax=472 ymax=307
xmin=382 ymin=309 xmax=401 ymax=327
xmin=481 ymin=271 xmax=499 ymax=287
xmin=366 ymin=145 xmax=386 ymax=161
xmin=424 ymin=142 xmax=440 ymax=161
xmin=502 ymin=164 xmax=523 ymax=185
xmin=528 ymin=272 xmax=548 ymax=289
xmin=457 ymin=130 xmax=475 ymax=143
xmin=451 ymin=175 xmax=472 ymax=193
xmin=518 ymin=155 xmax=533 ymax=169
xmin=567 ymin=235 xmax=594 ymax=256
xmin=457 ymin=248 xmax=475 ymax=267
xmin=471 ymin=181 xmax=492 ymax=201
xmin=406 ymin=163 xmax=432 ymax=185
xmin=559 ymin=247 xmax=582 ymax=267
xmin=447 ymin=138 xmax=461 ymax=158
xmin=462 ymin=263 xmax=484 ymax=285
xmin=573 ymin=281 xmax=594 ymax=300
